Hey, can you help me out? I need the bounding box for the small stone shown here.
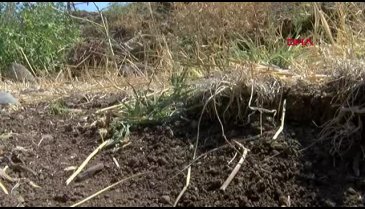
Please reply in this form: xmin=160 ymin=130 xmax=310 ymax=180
xmin=161 ymin=195 xmax=171 ymax=204
xmin=323 ymin=199 xmax=336 ymax=207
xmin=4 ymin=62 xmax=37 ymax=84
xmin=41 ymin=134 xmax=54 ymax=143
xmin=348 ymin=187 xmax=357 ymax=195
xmin=271 ymin=142 xmax=285 ymax=151
xmin=0 ymin=91 xmax=18 ymax=105
xmin=17 ymin=114 xmax=25 ymax=120
xmin=166 ymin=126 xmax=174 ymax=138
xmin=157 ymin=157 xmax=168 ymax=166
xmin=272 ymin=150 xmax=280 ymax=156
xmin=17 ymin=195 xmax=25 ymax=203
xmin=279 ymin=195 xmax=288 ymax=206
xmin=128 ymin=158 xmax=138 ymax=167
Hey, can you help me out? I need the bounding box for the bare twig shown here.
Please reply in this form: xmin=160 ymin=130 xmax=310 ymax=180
xmin=51 ymin=6 xmax=103 ymax=28
xmin=93 ymin=2 xmax=118 ymax=74
xmin=66 ymin=139 xmax=112 ymax=185
xmin=248 ymin=83 xmax=277 ymax=115
xmin=273 ymin=99 xmax=287 ymax=140
xmin=173 ymin=82 xmax=228 ymax=207
xmin=18 ymin=46 xmax=37 ymax=78
xmin=173 ymin=167 xmax=191 ymax=207
xmin=0 ymin=179 xmax=9 ymax=195
xmin=220 ymin=141 xmax=249 ymax=191
xmin=112 ymin=157 xmax=120 ymax=168
xmin=71 ymin=172 xmax=147 ymax=207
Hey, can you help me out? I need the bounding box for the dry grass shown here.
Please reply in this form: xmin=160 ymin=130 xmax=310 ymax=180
xmin=0 ymin=70 xmax=162 ymax=107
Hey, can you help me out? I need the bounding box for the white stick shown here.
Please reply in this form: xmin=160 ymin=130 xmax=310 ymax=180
xmin=173 ymin=167 xmax=191 ymax=207
xmin=273 ymin=99 xmax=287 ymax=140
xmin=66 ymin=139 xmax=112 ymax=185
xmin=71 ymin=172 xmax=146 ymax=207
xmin=220 ymin=142 xmax=249 ymax=191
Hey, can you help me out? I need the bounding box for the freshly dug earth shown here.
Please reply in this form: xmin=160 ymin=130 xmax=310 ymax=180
xmin=1 ymin=93 xmax=365 ymax=207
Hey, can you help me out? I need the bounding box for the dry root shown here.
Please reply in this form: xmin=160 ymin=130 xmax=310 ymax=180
xmin=319 ymin=82 xmax=365 ymax=156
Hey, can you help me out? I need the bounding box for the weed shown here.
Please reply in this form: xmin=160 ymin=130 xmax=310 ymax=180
xmin=49 ymin=99 xmax=69 ymax=115
xmin=0 ymin=2 xmax=80 ymax=74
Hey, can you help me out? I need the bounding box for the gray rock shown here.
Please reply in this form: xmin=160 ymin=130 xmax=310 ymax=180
xmin=323 ymin=199 xmax=336 ymax=207
xmin=3 ymin=62 xmax=37 ymax=84
xmin=347 ymin=187 xmax=357 ymax=195
xmin=160 ymin=195 xmax=171 ymax=205
xmin=0 ymin=91 xmax=18 ymax=105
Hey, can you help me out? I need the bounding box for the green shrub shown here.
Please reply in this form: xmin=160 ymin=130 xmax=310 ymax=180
xmin=0 ymin=2 xmax=81 ymax=74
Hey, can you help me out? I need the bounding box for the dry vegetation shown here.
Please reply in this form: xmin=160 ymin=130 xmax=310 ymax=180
xmin=72 ymin=2 xmax=365 ymax=157
xmin=3 ymin=2 xmax=365 ymax=158
xmin=2 ymin=2 xmax=365 ymax=206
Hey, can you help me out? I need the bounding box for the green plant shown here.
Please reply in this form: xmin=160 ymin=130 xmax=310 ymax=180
xmin=116 ymin=68 xmax=192 ymax=126
xmin=0 ymin=2 xmax=81 ymax=74
xmin=49 ymin=99 xmax=69 ymax=115
xmin=231 ymin=34 xmax=308 ymax=69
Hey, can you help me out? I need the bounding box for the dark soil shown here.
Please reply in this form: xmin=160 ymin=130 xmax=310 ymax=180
xmin=1 ymin=93 xmax=365 ymax=207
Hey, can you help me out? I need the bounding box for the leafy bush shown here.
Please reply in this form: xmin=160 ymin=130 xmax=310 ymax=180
xmin=0 ymin=2 xmax=81 ymax=74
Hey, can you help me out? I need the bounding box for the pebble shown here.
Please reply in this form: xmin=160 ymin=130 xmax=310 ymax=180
xmin=271 ymin=142 xmax=285 ymax=150
xmin=323 ymin=199 xmax=336 ymax=207
xmin=157 ymin=157 xmax=168 ymax=166
xmin=161 ymin=195 xmax=171 ymax=204
xmin=272 ymin=150 xmax=280 ymax=156
xmin=279 ymin=195 xmax=288 ymax=206
xmin=0 ymin=91 xmax=18 ymax=105
xmin=348 ymin=187 xmax=357 ymax=195
xmin=17 ymin=195 xmax=25 ymax=203
xmin=41 ymin=134 xmax=54 ymax=143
